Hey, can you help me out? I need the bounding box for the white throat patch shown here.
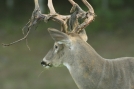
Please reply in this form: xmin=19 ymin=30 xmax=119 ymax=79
xmin=63 ymin=63 xmax=71 ymax=71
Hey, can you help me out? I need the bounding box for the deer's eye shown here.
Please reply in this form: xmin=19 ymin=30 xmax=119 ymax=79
xmin=55 ymin=45 xmax=58 ymax=49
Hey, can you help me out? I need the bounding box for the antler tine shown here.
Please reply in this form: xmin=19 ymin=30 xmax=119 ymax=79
xmin=68 ymin=0 xmax=76 ymax=6
xmin=68 ymin=0 xmax=83 ymax=13
xmin=68 ymin=0 xmax=89 ymax=33
xmin=48 ymin=0 xmax=56 ymax=14
xmin=34 ymin=0 xmax=39 ymax=10
xmin=82 ymin=0 xmax=94 ymax=14
xmin=34 ymin=0 xmax=68 ymax=33
xmin=75 ymin=0 xmax=95 ymax=33
xmin=47 ymin=0 xmax=68 ymax=33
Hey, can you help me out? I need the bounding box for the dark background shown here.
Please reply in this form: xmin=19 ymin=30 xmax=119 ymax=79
xmin=0 ymin=0 xmax=134 ymax=89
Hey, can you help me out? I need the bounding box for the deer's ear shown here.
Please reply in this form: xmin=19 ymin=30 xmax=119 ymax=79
xmin=48 ymin=28 xmax=71 ymax=44
xmin=78 ymin=29 xmax=88 ymax=42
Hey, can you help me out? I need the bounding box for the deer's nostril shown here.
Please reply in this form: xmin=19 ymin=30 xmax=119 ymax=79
xmin=41 ymin=61 xmax=46 ymax=66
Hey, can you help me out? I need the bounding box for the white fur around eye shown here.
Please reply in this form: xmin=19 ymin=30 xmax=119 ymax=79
xmin=54 ymin=49 xmax=58 ymax=53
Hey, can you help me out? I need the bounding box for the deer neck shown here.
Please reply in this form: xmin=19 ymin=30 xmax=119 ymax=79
xmin=63 ymin=41 xmax=105 ymax=89
xmin=64 ymin=41 xmax=105 ymax=69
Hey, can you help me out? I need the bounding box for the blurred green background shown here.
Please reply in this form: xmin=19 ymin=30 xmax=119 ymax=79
xmin=0 ymin=0 xmax=134 ymax=89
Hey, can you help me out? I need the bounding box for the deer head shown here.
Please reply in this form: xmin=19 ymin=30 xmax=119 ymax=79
xmin=2 ymin=0 xmax=95 ymax=67
xmin=41 ymin=28 xmax=85 ymax=68
xmin=40 ymin=0 xmax=95 ymax=68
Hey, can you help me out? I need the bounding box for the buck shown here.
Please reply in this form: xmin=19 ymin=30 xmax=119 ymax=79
xmin=3 ymin=0 xmax=134 ymax=89
xmin=39 ymin=0 xmax=134 ymax=89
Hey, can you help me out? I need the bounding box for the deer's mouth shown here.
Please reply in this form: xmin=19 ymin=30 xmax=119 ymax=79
xmin=41 ymin=61 xmax=52 ymax=68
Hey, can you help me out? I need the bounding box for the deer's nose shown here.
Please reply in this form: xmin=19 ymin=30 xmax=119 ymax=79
xmin=41 ymin=61 xmax=46 ymax=66
xmin=41 ymin=61 xmax=52 ymax=67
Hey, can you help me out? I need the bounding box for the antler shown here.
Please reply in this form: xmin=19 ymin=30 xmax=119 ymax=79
xmin=77 ymin=0 xmax=95 ymax=32
xmin=2 ymin=0 xmax=95 ymax=47
xmin=45 ymin=0 xmax=71 ymax=33
xmin=33 ymin=0 xmax=70 ymax=33
xmin=68 ymin=0 xmax=95 ymax=33
xmin=2 ymin=0 xmax=70 ymax=47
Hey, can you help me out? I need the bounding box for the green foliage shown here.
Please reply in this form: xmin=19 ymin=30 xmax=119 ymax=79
xmin=110 ymin=0 xmax=124 ymax=6
xmin=86 ymin=0 xmax=134 ymax=33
